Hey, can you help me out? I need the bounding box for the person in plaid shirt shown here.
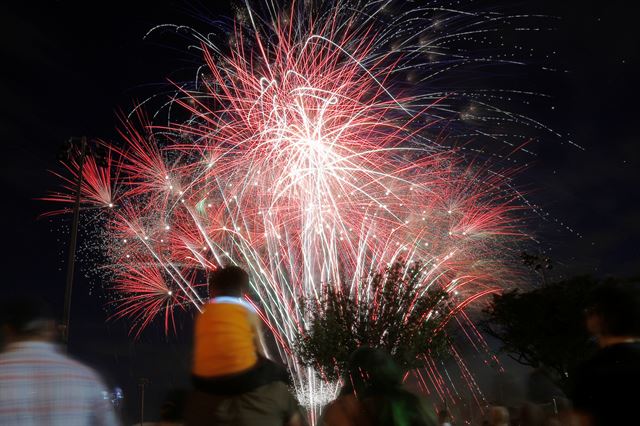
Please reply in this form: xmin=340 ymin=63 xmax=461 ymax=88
xmin=0 ymin=296 xmax=119 ymax=426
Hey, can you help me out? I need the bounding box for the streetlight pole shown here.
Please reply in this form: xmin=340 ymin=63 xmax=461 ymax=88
xmin=138 ymin=378 xmax=150 ymax=425
xmin=61 ymin=136 xmax=87 ymax=346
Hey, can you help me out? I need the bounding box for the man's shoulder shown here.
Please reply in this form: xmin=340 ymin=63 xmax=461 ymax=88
xmin=587 ymin=343 xmax=640 ymax=369
xmin=573 ymin=344 xmax=640 ymax=420
xmin=190 ymin=382 xmax=299 ymax=422
xmin=250 ymin=380 xmax=294 ymax=396
xmin=63 ymin=356 xmax=103 ymax=379
xmin=604 ymin=342 xmax=640 ymax=357
xmin=0 ymin=345 xmax=102 ymax=382
xmin=241 ymin=381 xmax=298 ymax=410
xmin=575 ymin=343 xmax=640 ymax=394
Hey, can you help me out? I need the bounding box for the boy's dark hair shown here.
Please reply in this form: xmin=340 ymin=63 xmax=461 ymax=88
xmin=208 ymin=265 xmax=249 ymax=297
xmin=587 ymin=281 xmax=640 ymax=337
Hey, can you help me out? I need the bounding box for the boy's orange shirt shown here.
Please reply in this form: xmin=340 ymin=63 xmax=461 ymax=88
xmin=192 ymin=299 xmax=258 ymax=377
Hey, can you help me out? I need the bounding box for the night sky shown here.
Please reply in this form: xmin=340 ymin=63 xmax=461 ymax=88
xmin=1 ymin=0 xmax=638 ymax=422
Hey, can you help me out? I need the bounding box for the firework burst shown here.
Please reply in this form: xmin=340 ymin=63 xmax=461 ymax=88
xmin=46 ymin=0 xmax=562 ymax=415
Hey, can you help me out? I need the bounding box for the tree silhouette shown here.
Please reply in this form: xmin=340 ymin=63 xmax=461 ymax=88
xmin=295 ymin=260 xmax=452 ymax=381
xmin=481 ymin=275 xmax=606 ymax=391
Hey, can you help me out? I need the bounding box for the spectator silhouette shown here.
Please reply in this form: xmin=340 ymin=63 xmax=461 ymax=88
xmin=185 ymin=265 xmax=303 ymax=426
xmin=518 ymin=402 xmax=545 ymax=426
xmin=320 ymin=347 xmax=437 ymax=426
xmin=485 ymin=406 xmax=509 ymax=426
xmin=0 ymin=296 xmax=119 ymax=425
xmin=571 ymin=281 xmax=640 ymax=425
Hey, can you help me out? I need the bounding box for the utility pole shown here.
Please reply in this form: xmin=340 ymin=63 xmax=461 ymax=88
xmin=58 ymin=136 xmax=107 ymax=346
xmin=138 ymin=378 xmax=150 ymax=425
xmin=61 ymin=136 xmax=87 ymax=345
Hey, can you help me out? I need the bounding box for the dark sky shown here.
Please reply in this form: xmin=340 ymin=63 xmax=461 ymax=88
xmin=0 ymin=0 xmax=638 ymax=422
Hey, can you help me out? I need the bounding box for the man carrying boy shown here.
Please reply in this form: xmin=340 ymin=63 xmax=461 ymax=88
xmin=186 ymin=265 xmax=303 ymax=426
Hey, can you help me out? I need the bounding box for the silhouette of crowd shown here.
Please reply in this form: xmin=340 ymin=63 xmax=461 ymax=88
xmin=1 ymin=266 xmax=638 ymax=426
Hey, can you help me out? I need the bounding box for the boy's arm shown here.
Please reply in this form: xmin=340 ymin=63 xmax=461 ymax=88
xmin=249 ymin=312 xmax=269 ymax=358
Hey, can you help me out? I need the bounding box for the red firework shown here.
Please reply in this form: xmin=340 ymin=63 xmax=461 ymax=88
xmin=44 ymin=0 xmax=556 ymax=410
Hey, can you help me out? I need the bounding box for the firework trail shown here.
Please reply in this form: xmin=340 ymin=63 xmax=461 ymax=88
xmin=46 ymin=0 xmax=564 ymax=414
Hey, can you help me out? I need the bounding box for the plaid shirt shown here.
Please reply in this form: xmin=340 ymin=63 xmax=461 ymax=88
xmin=0 ymin=341 xmax=119 ymax=426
